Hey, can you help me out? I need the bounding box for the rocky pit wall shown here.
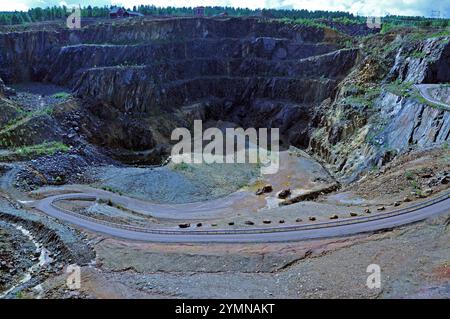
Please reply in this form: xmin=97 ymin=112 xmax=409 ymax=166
xmin=0 ymin=18 xmax=449 ymax=179
xmin=309 ymin=35 xmax=450 ymax=180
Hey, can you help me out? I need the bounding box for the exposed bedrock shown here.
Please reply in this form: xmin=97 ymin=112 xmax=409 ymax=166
xmin=74 ymin=73 xmax=339 ymax=112
xmin=388 ymin=37 xmax=450 ymax=83
xmin=0 ymin=17 xmax=341 ymax=84
xmin=45 ymin=40 xmax=342 ymax=86
xmin=0 ymin=18 xmax=350 ymax=164
xmin=0 ymin=31 xmax=67 ymax=83
xmin=0 ymin=76 xmax=5 ymax=95
xmin=0 ymin=18 xmax=448 ymax=179
xmin=309 ymin=36 xmax=450 ymax=180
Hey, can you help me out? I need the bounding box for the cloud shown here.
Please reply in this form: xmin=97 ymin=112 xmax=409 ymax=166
xmin=1 ymin=1 xmax=30 ymax=11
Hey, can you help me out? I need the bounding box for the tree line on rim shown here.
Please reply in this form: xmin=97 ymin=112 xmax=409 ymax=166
xmin=0 ymin=5 xmax=448 ymax=28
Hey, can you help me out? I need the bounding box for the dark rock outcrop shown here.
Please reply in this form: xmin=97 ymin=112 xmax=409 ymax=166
xmin=0 ymin=17 xmax=447 ymax=179
xmin=0 ymin=76 xmax=4 ymax=96
xmin=309 ymin=35 xmax=450 ymax=180
xmin=0 ymin=18 xmax=354 ymax=164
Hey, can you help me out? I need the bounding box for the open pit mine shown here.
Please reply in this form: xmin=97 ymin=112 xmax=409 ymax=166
xmin=0 ymin=15 xmax=449 ymax=299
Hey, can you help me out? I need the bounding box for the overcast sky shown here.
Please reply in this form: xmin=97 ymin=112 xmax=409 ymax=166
xmin=1 ymin=0 xmax=449 ymax=18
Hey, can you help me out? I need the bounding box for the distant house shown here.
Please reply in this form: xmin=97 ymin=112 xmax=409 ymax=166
xmin=110 ymin=7 xmax=125 ymax=18
xmin=110 ymin=7 xmax=144 ymax=19
xmin=193 ymin=6 xmax=205 ymax=17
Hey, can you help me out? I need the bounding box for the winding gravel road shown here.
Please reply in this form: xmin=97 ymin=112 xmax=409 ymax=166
xmin=414 ymin=84 xmax=450 ymax=111
xmin=34 ymin=191 xmax=450 ymax=243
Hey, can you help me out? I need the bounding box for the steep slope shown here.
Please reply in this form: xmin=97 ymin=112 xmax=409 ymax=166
xmin=309 ymin=32 xmax=450 ymax=181
xmin=0 ymin=18 xmax=448 ymax=180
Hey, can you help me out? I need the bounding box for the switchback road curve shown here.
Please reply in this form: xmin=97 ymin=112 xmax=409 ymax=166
xmin=33 ymin=191 xmax=450 ymax=243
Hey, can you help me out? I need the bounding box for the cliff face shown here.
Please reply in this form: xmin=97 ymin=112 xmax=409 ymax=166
xmin=0 ymin=76 xmax=4 ymax=96
xmin=388 ymin=37 xmax=450 ymax=83
xmin=0 ymin=17 xmax=355 ymax=162
xmin=0 ymin=17 xmax=340 ymax=84
xmin=0 ymin=17 xmax=448 ymax=177
xmin=0 ymin=31 xmax=68 ymax=82
xmin=309 ymin=35 xmax=450 ymax=180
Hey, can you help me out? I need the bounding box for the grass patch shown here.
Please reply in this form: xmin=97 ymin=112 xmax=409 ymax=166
xmin=342 ymin=86 xmax=382 ymax=109
xmin=13 ymin=141 xmax=69 ymax=157
xmin=405 ymin=170 xmax=415 ymax=180
xmin=0 ymin=106 xmax=56 ymax=134
xmin=443 ymin=142 xmax=449 ymax=150
xmin=100 ymin=186 xmax=123 ymax=196
xmin=410 ymin=50 xmax=426 ymax=59
xmin=51 ymin=92 xmax=71 ymax=99
xmin=385 ymin=80 xmax=414 ymax=97
xmin=332 ymin=17 xmax=359 ymax=25
xmin=278 ymin=17 xmax=333 ymax=31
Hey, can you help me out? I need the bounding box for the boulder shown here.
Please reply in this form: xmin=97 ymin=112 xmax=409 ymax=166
xmin=256 ymin=184 xmax=273 ymax=195
xmin=277 ymin=189 xmax=291 ymax=199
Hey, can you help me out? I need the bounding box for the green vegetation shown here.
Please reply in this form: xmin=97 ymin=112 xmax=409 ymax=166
xmin=0 ymin=5 xmax=363 ymax=26
xmin=279 ymin=17 xmax=330 ymax=30
xmin=51 ymin=92 xmax=71 ymax=99
xmin=15 ymin=291 xmax=25 ymax=299
xmin=409 ymin=179 xmax=420 ymax=190
xmin=412 ymin=92 xmax=447 ymax=110
xmin=0 ymin=106 xmax=56 ymax=136
xmin=0 ymin=6 xmax=109 ymax=25
xmin=14 ymin=141 xmax=69 ymax=157
xmin=332 ymin=17 xmax=359 ymax=25
xmin=98 ymin=198 xmax=114 ymax=206
xmin=405 ymin=170 xmax=415 ymax=180
xmin=381 ymin=17 xmax=450 ymax=35
xmin=385 ymin=80 xmax=414 ymax=97
xmin=410 ymin=50 xmax=426 ymax=59
xmin=100 ymin=186 xmax=123 ymax=196
xmin=380 ymin=23 xmax=398 ymax=34
xmin=342 ymin=85 xmax=382 ymax=109
xmin=384 ymin=80 xmax=448 ymax=110
xmin=97 ymin=198 xmax=139 ymax=215
xmin=406 ymin=28 xmax=450 ymax=41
